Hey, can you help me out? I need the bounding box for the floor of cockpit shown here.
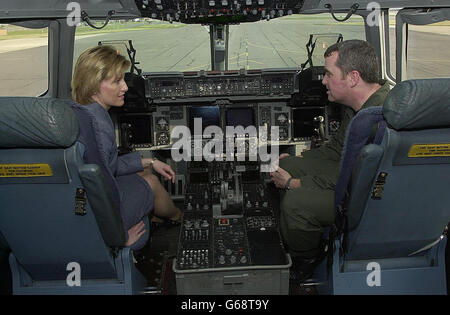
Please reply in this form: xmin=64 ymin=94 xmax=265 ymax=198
xmin=134 ymin=218 xmax=180 ymax=295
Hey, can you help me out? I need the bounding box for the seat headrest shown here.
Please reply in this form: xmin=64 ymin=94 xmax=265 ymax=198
xmin=383 ymin=78 xmax=450 ymax=130
xmin=0 ymin=97 xmax=79 ymax=148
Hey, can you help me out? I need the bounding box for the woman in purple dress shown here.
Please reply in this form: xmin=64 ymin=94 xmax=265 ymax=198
xmin=71 ymin=45 xmax=182 ymax=250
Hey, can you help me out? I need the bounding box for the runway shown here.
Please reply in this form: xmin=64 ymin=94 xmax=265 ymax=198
xmin=0 ymin=18 xmax=449 ymax=96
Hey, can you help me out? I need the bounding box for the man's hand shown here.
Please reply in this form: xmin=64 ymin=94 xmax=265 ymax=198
xmin=269 ymin=153 xmax=291 ymax=172
xmin=152 ymin=160 xmax=176 ymax=183
xmin=279 ymin=153 xmax=291 ymax=160
xmin=270 ymin=167 xmax=292 ymax=189
xmin=125 ymin=220 xmax=146 ymax=247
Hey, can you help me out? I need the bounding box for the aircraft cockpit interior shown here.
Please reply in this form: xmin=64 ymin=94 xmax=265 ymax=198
xmin=105 ymin=31 xmax=343 ymax=295
xmin=0 ymin=0 xmax=449 ymax=297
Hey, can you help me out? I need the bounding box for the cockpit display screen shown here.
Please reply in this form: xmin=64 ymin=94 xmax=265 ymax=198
xmin=226 ymin=107 xmax=255 ymax=129
xmin=189 ymin=106 xmax=221 ymax=136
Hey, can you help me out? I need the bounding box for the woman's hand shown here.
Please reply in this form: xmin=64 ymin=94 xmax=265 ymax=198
xmin=141 ymin=158 xmax=176 ymax=183
xmin=125 ymin=220 xmax=146 ymax=247
xmin=152 ymin=160 xmax=176 ymax=183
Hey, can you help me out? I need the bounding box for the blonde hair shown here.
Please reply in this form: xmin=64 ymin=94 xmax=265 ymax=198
xmin=72 ymin=45 xmax=131 ymax=105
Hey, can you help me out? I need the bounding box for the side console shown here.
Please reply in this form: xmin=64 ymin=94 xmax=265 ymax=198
xmin=172 ymin=161 xmax=291 ymax=295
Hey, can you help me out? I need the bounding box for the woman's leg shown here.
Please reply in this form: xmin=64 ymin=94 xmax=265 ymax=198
xmin=138 ymin=168 xmax=182 ymax=221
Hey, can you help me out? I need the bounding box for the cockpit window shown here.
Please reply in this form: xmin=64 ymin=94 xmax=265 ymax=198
xmin=73 ymin=14 xmax=365 ymax=73
xmin=386 ymin=10 xmax=450 ymax=81
xmin=228 ymin=14 xmax=364 ymax=70
xmin=0 ymin=24 xmax=48 ymax=96
xmin=73 ymin=19 xmax=210 ymax=72
xmin=406 ymin=21 xmax=450 ymax=79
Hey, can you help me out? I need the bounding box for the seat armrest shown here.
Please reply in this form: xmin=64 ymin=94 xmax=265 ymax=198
xmin=78 ymin=164 xmax=126 ymax=247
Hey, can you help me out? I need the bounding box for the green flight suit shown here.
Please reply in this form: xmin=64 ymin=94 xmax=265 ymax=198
xmin=279 ymin=81 xmax=390 ymax=258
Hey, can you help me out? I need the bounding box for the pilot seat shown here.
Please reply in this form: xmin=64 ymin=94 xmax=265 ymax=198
xmin=0 ymin=97 xmax=146 ymax=294
xmin=315 ymin=78 xmax=450 ymax=294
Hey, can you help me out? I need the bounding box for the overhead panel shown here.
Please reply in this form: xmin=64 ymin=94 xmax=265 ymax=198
xmin=135 ymin=0 xmax=305 ymax=24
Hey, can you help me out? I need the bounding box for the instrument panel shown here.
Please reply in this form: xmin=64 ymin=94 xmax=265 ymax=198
xmin=144 ymin=69 xmax=298 ymax=103
xmin=117 ymin=67 xmax=335 ymax=152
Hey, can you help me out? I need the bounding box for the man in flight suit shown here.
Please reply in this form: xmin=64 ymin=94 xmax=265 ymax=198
xmin=270 ymin=40 xmax=390 ymax=276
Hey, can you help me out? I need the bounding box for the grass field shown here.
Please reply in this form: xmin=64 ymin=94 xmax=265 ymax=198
xmin=0 ymin=21 xmax=184 ymax=40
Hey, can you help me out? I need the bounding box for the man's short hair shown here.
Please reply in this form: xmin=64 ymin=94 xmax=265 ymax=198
xmin=324 ymin=40 xmax=380 ymax=84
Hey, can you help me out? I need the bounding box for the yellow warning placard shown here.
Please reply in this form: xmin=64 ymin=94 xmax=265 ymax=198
xmin=0 ymin=164 xmax=53 ymax=177
xmin=408 ymin=144 xmax=450 ymax=157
